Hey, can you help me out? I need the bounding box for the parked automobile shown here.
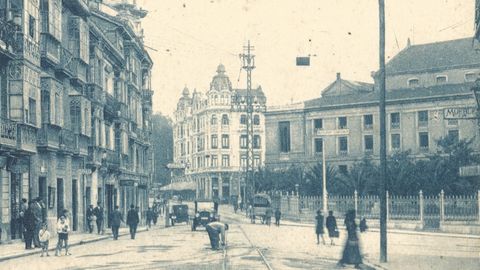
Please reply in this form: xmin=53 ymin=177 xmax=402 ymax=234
xmin=169 ymin=204 xmax=189 ymax=226
xmin=191 ymin=200 xmax=219 ymax=231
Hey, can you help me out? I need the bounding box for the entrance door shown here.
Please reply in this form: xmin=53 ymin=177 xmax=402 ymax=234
xmin=57 ymin=178 xmax=64 ymax=217
xmin=39 ymin=177 xmax=47 ymax=206
xmin=10 ymin=173 xmax=21 ymax=239
xmin=72 ymin=179 xmax=78 ymax=231
xmin=106 ymin=185 xmax=114 ymax=228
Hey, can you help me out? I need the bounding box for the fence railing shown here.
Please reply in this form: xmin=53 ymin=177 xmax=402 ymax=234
xmin=271 ymin=190 xmax=480 ymax=226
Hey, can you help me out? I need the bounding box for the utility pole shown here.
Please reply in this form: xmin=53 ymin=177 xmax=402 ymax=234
xmin=378 ymin=0 xmax=388 ymax=263
xmin=239 ymin=41 xmax=256 ymax=204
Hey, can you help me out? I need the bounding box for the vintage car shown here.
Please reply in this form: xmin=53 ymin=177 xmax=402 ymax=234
xmin=169 ymin=204 xmax=189 ymax=226
xmin=191 ymin=200 xmax=219 ymax=231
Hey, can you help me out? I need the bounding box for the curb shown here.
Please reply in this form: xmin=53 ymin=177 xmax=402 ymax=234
xmin=0 ymin=227 xmax=150 ymax=262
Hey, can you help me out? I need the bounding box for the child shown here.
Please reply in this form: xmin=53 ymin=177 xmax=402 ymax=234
xmin=55 ymin=213 xmax=71 ymax=256
xmin=39 ymin=223 xmax=50 ymax=257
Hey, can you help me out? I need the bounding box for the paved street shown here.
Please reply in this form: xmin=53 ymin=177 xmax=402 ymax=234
xmin=1 ymin=207 xmax=479 ymax=269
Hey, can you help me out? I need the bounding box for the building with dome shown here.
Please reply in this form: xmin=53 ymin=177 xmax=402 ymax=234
xmin=171 ymin=65 xmax=266 ymax=202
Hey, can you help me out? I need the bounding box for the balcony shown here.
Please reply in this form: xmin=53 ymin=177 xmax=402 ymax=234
xmin=0 ymin=118 xmax=17 ymax=148
xmin=104 ymin=94 xmax=119 ymax=119
xmin=71 ymin=58 xmax=88 ymax=85
xmin=17 ymin=124 xmax=37 ymax=154
xmin=73 ymin=134 xmax=89 ymax=156
xmin=40 ymin=34 xmax=60 ymax=66
xmin=63 ymin=0 xmax=90 ymax=16
xmin=0 ymin=19 xmax=20 ymax=55
xmin=56 ymin=47 xmax=75 ymax=77
xmin=59 ymin=129 xmax=75 ymax=153
xmin=37 ymin=124 xmax=61 ymax=150
xmin=86 ymin=84 xmax=106 ymax=105
xmin=390 ymin=122 xmax=400 ymax=129
xmin=106 ymin=149 xmax=120 ymax=168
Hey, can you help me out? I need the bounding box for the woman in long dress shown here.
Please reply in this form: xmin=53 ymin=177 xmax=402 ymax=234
xmin=315 ymin=210 xmax=326 ymax=244
xmin=339 ymin=210 xmax=362 ymax=269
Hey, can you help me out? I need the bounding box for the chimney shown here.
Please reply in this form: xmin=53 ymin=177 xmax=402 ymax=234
xmin=336 ymin=72 xmax=341 ymax=81
xmin=407 ymin=38 xmax=411 ymax=48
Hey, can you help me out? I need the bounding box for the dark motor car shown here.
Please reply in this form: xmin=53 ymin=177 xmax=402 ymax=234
xmin=170 ymin=204 xmax=189 ymax=226
xmin=191 ymin=200 xmax=219 ymax=231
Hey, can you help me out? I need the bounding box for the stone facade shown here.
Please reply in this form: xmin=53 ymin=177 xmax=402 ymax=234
xmin=265 ymin=38 xmax=480 ymax=173
xmin=0 ymin=0 xmax=153 ymax=240
xmin=172 ymin=65 xmax=266 ymax=202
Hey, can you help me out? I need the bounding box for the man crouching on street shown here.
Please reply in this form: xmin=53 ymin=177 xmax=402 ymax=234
xmin=205 ymin=221 xmax=229 ymax=250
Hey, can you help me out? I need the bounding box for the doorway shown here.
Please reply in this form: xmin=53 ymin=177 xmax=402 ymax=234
xmin=57 ymin=178 xmax=64 ymax=218
xmin=10 ymin=173 xmax=21 ymax=240
xmin=72 ymin=179 xmax=78 ymax=231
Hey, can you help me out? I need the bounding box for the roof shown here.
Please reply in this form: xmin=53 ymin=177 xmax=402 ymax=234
xmin=321 ymin=78 xmax=374 ymax=96
xmin=385 ymin=37 xmax=480 ymax=75
xmin=304 ymin=83 xmax=474 ymax=110
xmin=233 ymin=87 xmax=266 ymax=97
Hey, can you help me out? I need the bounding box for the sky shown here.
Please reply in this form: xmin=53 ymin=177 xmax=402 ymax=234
xmin=136 ymin=0 xmax=475 ymax=116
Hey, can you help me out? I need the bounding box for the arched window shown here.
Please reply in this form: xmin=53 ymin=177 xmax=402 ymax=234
xmin=211 ymin=114 xmax=217 ymax=125
xmin=221 ymin=114 xmax=229 ymax=125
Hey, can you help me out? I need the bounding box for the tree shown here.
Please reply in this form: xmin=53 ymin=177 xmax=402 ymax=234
xmin=304 ymin=162 xmax=339 ymax=195
xmin=151 ymin=113 xmax=173 ymax=186
xmin=335 ymin=157 xmax=379 ymax=195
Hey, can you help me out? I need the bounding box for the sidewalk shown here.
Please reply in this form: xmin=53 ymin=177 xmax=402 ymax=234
xmin=0 ymin=225 xmax=158 ymax=262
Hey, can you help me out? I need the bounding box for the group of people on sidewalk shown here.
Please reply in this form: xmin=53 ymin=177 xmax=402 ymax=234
xmin=86 ymin=202 xmax=105 ymax=234
xmin=315 ymin=209 xmax=368 ymax=269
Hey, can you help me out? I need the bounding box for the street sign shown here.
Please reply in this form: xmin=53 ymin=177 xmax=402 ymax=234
xmin=315 ymin=129 xmax=350 ymax=136
xmin=459 ymin=165 xmax=480 ymax=177
xmin=443 ymin=107 xmax=477 ymax=119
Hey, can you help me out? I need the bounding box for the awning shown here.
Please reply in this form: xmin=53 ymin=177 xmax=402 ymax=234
xmin=160 ymin=181 xmax=196 ymax=191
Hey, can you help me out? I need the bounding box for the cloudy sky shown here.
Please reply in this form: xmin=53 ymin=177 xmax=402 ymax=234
xmin=137 ymin=0 xmax=475 ymax=116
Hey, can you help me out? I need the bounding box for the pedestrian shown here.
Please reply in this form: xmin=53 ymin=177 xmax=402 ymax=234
xmin=18 ymin=198 xmax=28 ymax=240
xmin=39 ymin=223 xmax=50 ymax=257
xmin=274 ymin=208 xmax=281 ymax=226
xmin=93 ymin=202 xmax=104 ymax=234
xmin=146 ymin=207 xmax=154 ymax=230
xmin=55 ymin=211 xmax=71 ymax=256
xmin=110 ymin=205 xmax=123 ymax=240
xmin=153 ymin=208 xmax=159 ymax=225
xmin=359 ymin=217 xmax=368 ymax=233
xmin=315 ymin=210 xmax=326 ymax=245
xmin=86 ymin=204 xmax=95 ymax=233
xmin=326 ymin=210 xmax=338 ymax=245
xmin=205 ymin=221 xmax=229 ymax=250
xmin=338 ymin=210 xmax=362 ymax=269
xmin=23 ymin=202 xmax=36 ymax=250
xmin=31 ymin=198 xmax=43 ymax=248
xmin=265 ymin=208 xmax=272 ymax=226
xmin=233 ymin=202 xmax=238 ymax=214
xmin=127 ymin=204 xmax=139 ymax=239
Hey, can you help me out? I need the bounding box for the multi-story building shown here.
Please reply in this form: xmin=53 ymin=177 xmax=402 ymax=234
xmin=172 ymin=64 xmax=266 ymax=201
xmin=0 ymin=0 xmax=153 ymax=240
xmin=265 ymin=37 xmax=480 ymax=173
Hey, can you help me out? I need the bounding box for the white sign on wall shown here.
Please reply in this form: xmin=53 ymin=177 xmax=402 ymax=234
xmin=443 ymin=107 xmax=477 ymax=119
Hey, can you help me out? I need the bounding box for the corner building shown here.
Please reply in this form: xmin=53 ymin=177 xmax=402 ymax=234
xmin=173 ymin=65 xmax=266 ymax=202
xmin=0 ymin=0 xmax=154 ymax=240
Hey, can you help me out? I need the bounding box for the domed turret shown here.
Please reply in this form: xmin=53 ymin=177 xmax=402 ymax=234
xmin=210 ymin=64 xmax=232 ymax=91
xmin=182 ymin=86 xmax=190 ymax=97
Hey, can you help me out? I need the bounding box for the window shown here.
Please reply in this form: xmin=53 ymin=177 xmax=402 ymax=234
xmin=41 ymin=90 xmax=50 ymax=124
xmin=338 ymin=116 xmax=347 ymax=129
xmin=211 ymin=114 xmax=217 ymax=125
xmin=448 ymin=130 xmax=459 ymax=143
xmin=314 ymin=118 xmax=323 ymax=129
xmin=279 ymin=121 xmax=291 ymax=153
xmin=363 ymin=114 xmax=373 ymax=129
xmin=314 ymin=138 xmax=323 ymax=153
xmin=70 ymin=101 xmax=81 ymax=133
xmin=240 ymin=156 xmax=247 ymax=168
xmin=240 ymin=135 xmax=247 ymax=149
xmin=408 ymin=78 xmax=419 ymax=87
xmin=28 ymin=15 xmax=36 ymax=39
xmin=419 ymin=132 xmax=429 ymax=150
xmin=253 ymin=115 xmax=260 ymax=125
xmin=338 ymin=136 xmax=348 ymax=154
xmin=338 ymin=165 xmax=348 ymax=175
xmin=42 ymin=0 xmax=61 ymax=40
xmin=465 ymin=72 xmax=477 ymax=82
xmin=364 ymin=135 xmax=373 ymax=153
xmin=221 ymin=114 xmax=229 ymax=125
xmin=27 ymin=98 xmax=37 ymax=125
xmin=253 ymin=135 xmax=261 ymax=149
xmin=436 ymin=75 xmax=447 ymax=84
xmin=418 ymin=110 xmax=428 ymax=127
xmin=240 ymin=114 xmax=247 ymax=125
xmin=211 ymin=155 xmax=218 ymax=167
xmin=221 ymin=155 xmax=230 ymax=167
xmin=254 ymin=156 xmax=261 ymax=168
xmin=391 ymin=134 xmax=401 ymax=150
xmin=390 ymin=112 xmax=400 ymax=129
xmin=221 ymin=134 xmax=229 ymax=148
xmin=54 ymin=93 xmax=61 ymax=125
xmin=211 ymin=135 xmax=218 ymax=149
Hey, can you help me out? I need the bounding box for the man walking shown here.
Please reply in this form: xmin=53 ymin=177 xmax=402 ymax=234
xmin=110 ymin=205 xmax=123 ymax=240
xmin=127 ymin=204 xmax=139 ymax=239
xmin=274 ymin=208 xmax=281 ymax=227
xmin=93 ymin=202 xmax=104 ymax=234
xmin=205 ymin=221 xmax=229 ymax=250
xmin=31 ymin=198 xmax=43 ymax=248
xmin=146 ymin=207 xmax=154 ymax=230
xmin=86 ymin=205 xmax=95 ymax=233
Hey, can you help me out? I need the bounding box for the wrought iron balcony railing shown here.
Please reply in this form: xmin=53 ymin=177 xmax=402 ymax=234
xmin=0 ymin=19 xmax=19 ymax=53
xmin=0 ymin=117 xmax=17 ymax=148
